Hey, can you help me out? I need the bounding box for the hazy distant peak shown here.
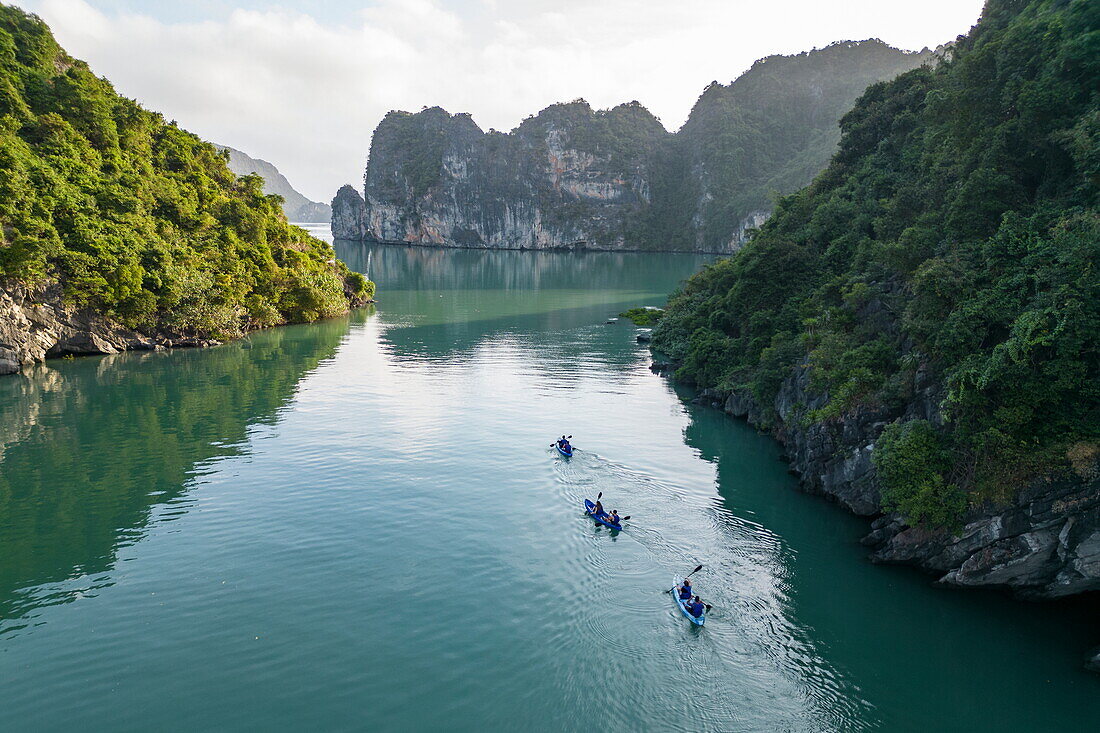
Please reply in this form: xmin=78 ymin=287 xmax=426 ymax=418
xmin=215 ymin=144 xmax=331 ymax=222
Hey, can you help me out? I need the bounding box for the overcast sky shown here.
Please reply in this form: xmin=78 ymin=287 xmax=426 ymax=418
xmin=13 ymin=0 xmax=986 ymax=202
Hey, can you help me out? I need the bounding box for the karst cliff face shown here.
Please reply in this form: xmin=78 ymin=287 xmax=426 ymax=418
xmin=334 ymin=101 xmax=667 ymax=250
xmin=333 ymin=40 xmax=932 ymax=252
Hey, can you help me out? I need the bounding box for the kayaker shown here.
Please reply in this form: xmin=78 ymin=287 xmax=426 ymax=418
xmin=607 ymin=510 xmax=620 ymax=525
xmin=678 ymin=579 xmax=693 ymax=601
xmin=593 ymin=499 xmax=606 ymax=517
xmin=687 ymin=596 xmax=705 ymax=619
xmin=559 ymin=436 xmax=571 ymax=451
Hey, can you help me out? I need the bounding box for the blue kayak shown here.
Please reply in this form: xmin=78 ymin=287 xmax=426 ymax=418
xmin=556 ymin=443 xmax=573 ymax=457
xmin=584 ymin=499 xmax=622 ymax=530
xmin=672 ymin=577 xmax=705 ymax=626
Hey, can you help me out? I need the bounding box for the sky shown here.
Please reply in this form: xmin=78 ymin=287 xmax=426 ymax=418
xmin=12 ymin=0 xmax=987 ymax=203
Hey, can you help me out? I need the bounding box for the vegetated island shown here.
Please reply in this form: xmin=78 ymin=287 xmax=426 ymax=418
xmin=0 ymin=5 xmax=372 ymax=376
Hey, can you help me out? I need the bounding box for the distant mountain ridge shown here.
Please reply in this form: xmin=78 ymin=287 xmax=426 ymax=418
xmin=333 ymin=39 xmax=933 ymax=252
xmin=216 ymin=144 xmax=331 ymax=222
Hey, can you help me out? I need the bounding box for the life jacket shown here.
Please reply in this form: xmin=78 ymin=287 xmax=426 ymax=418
xmin=688 ymin=602 xmax=704 ymax=618
xmin=679 ymin=586 xmax=692 ymax=600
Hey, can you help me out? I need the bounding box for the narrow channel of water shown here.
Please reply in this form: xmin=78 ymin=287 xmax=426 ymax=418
xmin=1 ymin=232 xmax=1097 ymax=731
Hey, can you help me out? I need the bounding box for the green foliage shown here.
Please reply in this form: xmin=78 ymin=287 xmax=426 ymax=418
xmin=644 ymin=40 xmax=932 ymax=251
xmin=654 ymin=0 xmax=1100 ymax=509
xmin=0 ymin=6 xmax=372 ymax=335
xmin=874 ymin=420 xmax=967 ymax=528
xmin=619 ymin=307 xmax=663 ymax=326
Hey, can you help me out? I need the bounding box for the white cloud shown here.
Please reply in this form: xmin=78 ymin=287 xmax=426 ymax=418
xmin=20 ymin=0 xmax=984 ymax=203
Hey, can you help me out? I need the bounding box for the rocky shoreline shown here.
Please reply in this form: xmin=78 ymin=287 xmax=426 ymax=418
xmin=0 ymin=282 xmax=223 ymax=376
xmin=331 ymin=185 xmax=741 ymax=255
xmin=0 ymin=281 xmax=370 ymax=376
xmin=652 ymin=358 xmax=1100 ymax=670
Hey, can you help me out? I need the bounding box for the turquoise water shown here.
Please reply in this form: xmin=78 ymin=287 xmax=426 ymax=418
xmin=1 ymin=232 xmax=1098 ymax=731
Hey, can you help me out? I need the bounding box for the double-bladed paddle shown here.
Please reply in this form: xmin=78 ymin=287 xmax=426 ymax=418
xmin=665 ymin=564 xmax=704 ymax=593
xmin=550 ymin=435 xmax=573 ymax=447
xmin=586 ymin=492 xmax=629 ymax=525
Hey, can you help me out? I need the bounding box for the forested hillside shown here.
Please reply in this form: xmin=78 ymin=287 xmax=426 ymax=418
xmin=0 ymin=5 xmax=370 ymax=346
xmin=648 ymin=39 xmax=935 ymax=251
xmin=654 ymin=0 xmax=1098 ymax=528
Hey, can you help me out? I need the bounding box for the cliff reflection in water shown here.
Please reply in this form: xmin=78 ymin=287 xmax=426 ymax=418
xmin=334 ymin=240 xmax=711 ymax=367
xmin=0 ymin=317 xmax=352 ymax=626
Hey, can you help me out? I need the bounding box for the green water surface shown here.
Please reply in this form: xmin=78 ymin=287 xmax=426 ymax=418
xmin=1 ymin=234 xmax=1098 ymax=731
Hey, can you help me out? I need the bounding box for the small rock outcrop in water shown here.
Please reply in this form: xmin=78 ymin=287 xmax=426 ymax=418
xmin=334 ymin=41 xmax=932 ymax=252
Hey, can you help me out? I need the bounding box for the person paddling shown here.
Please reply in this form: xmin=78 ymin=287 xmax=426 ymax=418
xmin=686 ymin=595 xmax=706 ymax=619
xmin=592 ymin=499 xmax=606 ymax=517
xmin=558 ymin=435 xmax=571 ymax=452
xmin=607 ymin=510 xmax=621 ymax=526
xmin=678 ymin=578 xmax=693 ymax=601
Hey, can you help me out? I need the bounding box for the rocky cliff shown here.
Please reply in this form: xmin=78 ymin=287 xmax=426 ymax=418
xmin=681 ymin=367 xmax=1100 ymax=602
xmin=334 ymin=40 xmax=931 ymax=252
xmin=335 ymin=101 xmax=667 ymax=250
xmin=217 ymin=144 xmax=332 ymax=222
xmin=1 ymin=281 xmax=220 ymax=376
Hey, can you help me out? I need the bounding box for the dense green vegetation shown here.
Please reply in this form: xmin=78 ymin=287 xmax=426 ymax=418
xmin=646 ymin=40 xmax=932 ymax=251
xmin=0 ymin=6 xmax=371 ymax=336
xmin=370 ymin=108 xmax=460 ymax=199
xmin=654 ymin=0 xmax=1099 ymax=526
xmin=619 ymin=307 xmax=664 ymax=326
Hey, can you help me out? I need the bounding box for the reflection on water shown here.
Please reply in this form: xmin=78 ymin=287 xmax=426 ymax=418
xmin=1 ymin=238 xmax=1098 ymax=732
xmin=335 ymin=239 xmax=711 ymax=364
xmin=0 ymin=318 xmax=350 ymax=627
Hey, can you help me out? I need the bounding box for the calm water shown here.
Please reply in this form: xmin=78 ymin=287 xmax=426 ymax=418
xmin=1 ymin=229 xmax=1098 ymax=731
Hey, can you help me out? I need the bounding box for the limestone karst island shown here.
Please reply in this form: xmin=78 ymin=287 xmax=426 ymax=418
xmin=0 ymin=1 xmax=1097 ymax=730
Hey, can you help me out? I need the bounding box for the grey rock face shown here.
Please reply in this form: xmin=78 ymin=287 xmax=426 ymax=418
xmin=337 ymin=41 xmax=932 ymax=253
xmin=332 ymin=185 xmax=368 ymax=241
xmin=680 ymin=360 xmax=1100 ymax=601
xmin=341 ymin=103 xmax=668 ymax=251
xmin=0 ymin=282 xmax=218 ymax=376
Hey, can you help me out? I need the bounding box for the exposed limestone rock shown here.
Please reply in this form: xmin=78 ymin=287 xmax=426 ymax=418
xmin=0 ymin=281 xmax=219 ymax=375
xmin=339 ymin=103 xmax=663 ymax=251
xmin=336 ymin=41 xmax=933 ymax=252
xmin=665 ymin=359 xmax=1100 ymax=601
xmin=332 ymin=185 xmax=368 ymax=241
xmin=1087 ymin=647 xmax=1100 ymax=673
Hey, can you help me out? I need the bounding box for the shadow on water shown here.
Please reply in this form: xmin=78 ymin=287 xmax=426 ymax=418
xmin=0 ymin=316 xmax=353 ymax=628
xmin=679 ymin=395 xmax=1100 ymax=730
